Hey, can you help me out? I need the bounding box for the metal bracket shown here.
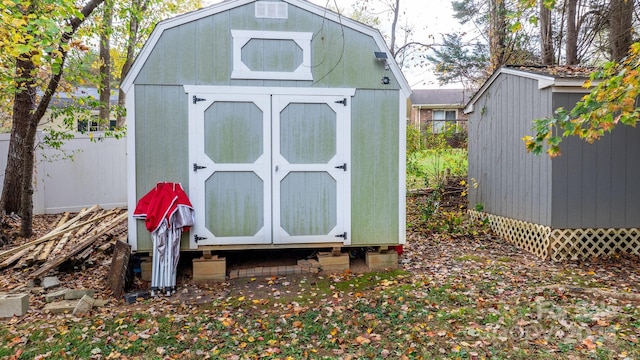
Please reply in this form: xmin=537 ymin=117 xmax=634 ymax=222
xmin=335 ymin=163 xmax=347 ymax=171
xmin=193 ymin=163 xmax=207 ymax=172
xmin=335 ymin=232 xmax=347 ymax=240
xmin=194 ymin=235 xmax=207 ymax=243
xmin=192 ymin=95 xmax=206 ymax=104
xmin=334 ymin=98 xmax=347 ymax=106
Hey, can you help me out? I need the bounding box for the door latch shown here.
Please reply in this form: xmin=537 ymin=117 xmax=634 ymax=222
xmin=335 ymin=232 xmax=348 ymax=240
xmin=193 ymin=163 xmax=207 ymax=172
xmin=194 ymin=235 xmax=207 ymax=243
xmin=334 ymin=98 xmax=347 ymax=106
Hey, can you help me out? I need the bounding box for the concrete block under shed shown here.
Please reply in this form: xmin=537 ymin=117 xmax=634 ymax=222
xmin=366 ymin=251 xmax=399 ymax=270
xmin=193 ymin=257 xmax=226 ymax=281
xmin=140 ymin=260 xmax=152 ymax=281
xmin=317 ymin=252 xmax=350 ymax=272
xmin=0 ymin=293 xmax=29 ymax=318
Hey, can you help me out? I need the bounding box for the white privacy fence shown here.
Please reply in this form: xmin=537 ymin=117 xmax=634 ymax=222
xmin=0 ymin=132 xmax=127 ymax=214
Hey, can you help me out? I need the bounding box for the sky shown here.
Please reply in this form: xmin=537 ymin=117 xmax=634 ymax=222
xmin=307 ymin=0 xmax=469 ymax=89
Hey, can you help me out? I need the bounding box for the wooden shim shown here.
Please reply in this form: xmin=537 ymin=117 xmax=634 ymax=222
xmin=0 ymin=208 xmax=123 ymax=259
xmin=0 ymin=247 xmax=32 ymax=269
xmin=29 ymin=212 xmax=128 ymax=279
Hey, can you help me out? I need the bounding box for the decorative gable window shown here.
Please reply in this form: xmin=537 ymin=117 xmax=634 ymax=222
xmin=231 ymin=30 xmax=313 ymax=81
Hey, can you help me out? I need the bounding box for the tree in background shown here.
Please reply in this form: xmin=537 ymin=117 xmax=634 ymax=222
xmin=426 ymin=33 xmax=490 ymax=89
xmin=0 ymin=0 xmax=105 ymax=237
xmin=0 ymin=0 xmax=203 ymax=237
xmin=522 ymin=0 xmax=639 ymax=157
xmin=428 ymin=0 xmax=539 ymax=86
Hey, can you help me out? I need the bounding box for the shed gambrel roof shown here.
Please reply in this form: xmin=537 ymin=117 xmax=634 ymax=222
xmin=464 ymin=65 xmax=595 ymax=114
xmin=410 ymin=89 xmax=472 ymax=107
xmin=120 ymin=0 xmax=410 ymax=97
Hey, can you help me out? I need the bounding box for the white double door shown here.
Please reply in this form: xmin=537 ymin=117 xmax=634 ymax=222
xmin=186 ymin=87 xmax=353 ymax=247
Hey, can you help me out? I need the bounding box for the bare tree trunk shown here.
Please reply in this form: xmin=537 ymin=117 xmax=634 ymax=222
xmin=99 ymin=0 xmax=112 ymax=127
xmin=1 ymin=59 xmax=36 ymax=215
xmin=540 ymin=1 xmax=555 ymax=65
xmin=389 ymin=0 xmax=400 ymax=58
xmin=608 ymin=0 xmax=633 ymax=61
xmin=489 ymin=0 xmax=507 ymax=70
xmin=116 ymin=0 xmax=147 ymax=128
xmin=565 ymin=0 xmax=579 ymax=65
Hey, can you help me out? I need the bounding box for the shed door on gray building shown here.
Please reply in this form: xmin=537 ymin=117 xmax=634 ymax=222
xmin=187 ymin=86 xmax=353 ymax=247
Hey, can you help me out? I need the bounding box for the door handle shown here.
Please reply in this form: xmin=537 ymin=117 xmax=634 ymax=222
xmin=275 ymin=165 xmax=279 ymax=172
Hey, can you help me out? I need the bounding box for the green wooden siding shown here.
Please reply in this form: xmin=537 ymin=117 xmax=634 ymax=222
xmin=135 ymin=2 xmax=400 ymax=90
xmin=134 ymin=85 xmax=190 ymax=251
xmin=350 ymin=89 xmax=400 ymax=245
xmin=280 ymin=172 xmax=337 ymax=236
xmin=279 ymin=103 xmax=336 ymax=164
xmin=242 ymin=39 xmax=302 ymax=72
xmin=206 ymin=171 xmax=264 ymax=236
xmin=204 ymin=101 xmax=264 ymax=164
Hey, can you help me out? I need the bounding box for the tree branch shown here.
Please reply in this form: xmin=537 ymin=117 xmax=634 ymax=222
xmin=33 ymin=0 xmax=105 ymax=123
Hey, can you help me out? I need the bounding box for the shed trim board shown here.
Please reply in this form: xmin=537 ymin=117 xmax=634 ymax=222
xmin=120 ymin=0 xmax=410 ymax=98
xmin=126 ymin=89 xmax=138 ymax=251
xmin=398 ymin=91 xmax=407 ymax=245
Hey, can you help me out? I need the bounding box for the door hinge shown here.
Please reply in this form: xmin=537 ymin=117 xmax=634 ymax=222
xmin=194 ymin=235 xmax=207 ymax=243
xmin=192 ymin=95 xmax=206 ymax=104
xmin=334 ymin=98 xmax=347 ymax=106
xmin=193 ymin=163 xmax=207 ymax=172
xmin=335 ymin=232 xmax=347 ymax=240
xmin=335 ymin=163 xmax=347 ymax=171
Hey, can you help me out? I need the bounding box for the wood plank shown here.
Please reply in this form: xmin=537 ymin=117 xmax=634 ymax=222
xmin=36 ymin=240 xmax=57 ymax=262
xmin=0 ymin=247 xmax=32 ymax=269
xmin=29 ymin=212 xmax=128 ymax=279
xmin=56 ymin=212 xmax=70 ymax=228
xmin=50 ymin=233 xmax=71 ymax=258
xmin=0 ymin=208 xmax=121 ymax=259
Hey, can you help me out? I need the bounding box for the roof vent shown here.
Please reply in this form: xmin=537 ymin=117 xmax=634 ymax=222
xmin=255 ymin=1 xmax=288 ymax=19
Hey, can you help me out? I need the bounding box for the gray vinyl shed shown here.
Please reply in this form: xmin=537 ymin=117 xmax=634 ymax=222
xmin=466 ymin=66 xmax=640 ymax=261
xmin=121 ymin=0 xmax=410 ymax=253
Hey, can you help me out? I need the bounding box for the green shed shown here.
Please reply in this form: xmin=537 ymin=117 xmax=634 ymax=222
xmin=122 ymin=0 xmax=410 ymax=253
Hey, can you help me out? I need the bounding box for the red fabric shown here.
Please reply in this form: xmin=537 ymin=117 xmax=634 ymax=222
xmin=133 ymin=183 xmax=193 ymax=233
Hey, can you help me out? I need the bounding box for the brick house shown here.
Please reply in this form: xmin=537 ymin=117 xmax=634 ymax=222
xmin=409 ymin=89 xmax=472 ymax=132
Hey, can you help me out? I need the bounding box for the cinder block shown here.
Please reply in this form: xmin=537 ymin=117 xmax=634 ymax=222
xmin=43 ymin=300 xmax=77 ymax=314
xmin=317 ymin=252 xmax=350 ymax=272
xmin=193 ymin=257 xmax=226 ymax=282
xmin=45 ymin=288 xmax=69 ymax=303
xmin=0 ymin=293 xmax=29 ymax=317
xmin=65 ymin=289 xmax=95 ymax=300
xmin=140 ymin=261 xmax=152 ymax=281
xmin=366 ymin=251 xmax=399 ymax=270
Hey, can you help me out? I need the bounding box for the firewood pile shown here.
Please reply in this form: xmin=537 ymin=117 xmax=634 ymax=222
xmin=0 ymin=206 xmax=128 ymax=282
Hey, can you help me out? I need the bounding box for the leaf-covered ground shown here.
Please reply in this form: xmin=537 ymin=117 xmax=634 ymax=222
xmin=1 ymin=188 xmax=639 ymax=359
